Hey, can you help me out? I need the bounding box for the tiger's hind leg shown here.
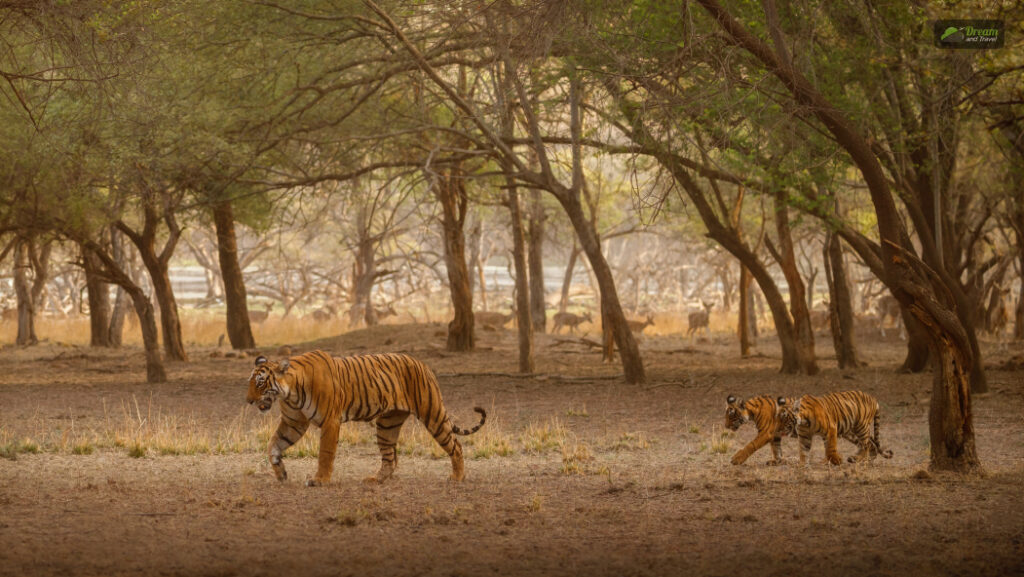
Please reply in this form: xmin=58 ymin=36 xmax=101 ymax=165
xmin=367 ymin=410 xmax=410 ymax=483
xmin=425 ymin=416 xmax=465 ymax=481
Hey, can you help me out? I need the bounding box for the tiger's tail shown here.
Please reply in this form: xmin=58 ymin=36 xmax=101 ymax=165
xmin=452 ymin=407 xmax=487 ymax=435
xmin=873 ymin=411 xmax=894 ymax=459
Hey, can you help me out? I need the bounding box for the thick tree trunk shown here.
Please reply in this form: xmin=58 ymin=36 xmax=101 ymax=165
xmin=527 ymin=190 xmax=547 ymax=333
xmin=437 ymin=169 xmax=474 ymax=352
xmin=13 ymin=240 xmax=37 ymax=346
xmin=128 ymin=285 xmax=166 ymax=383
xmin=771 ymin=190 xmax=819 ymax=375
xmin=148 ymin=266 xmax=187 ymax=361
xmin=213 ymin=200 xmax=255 ymax=350
xmin=824 ymin=232 xmax=863 ymax=368
xmin=509 ymin=185 xmax=535 ymax=373
xmin=928 ymin=342 xmax=978 ymax=471
xmin=83 ymin=249 xmax=112 ymax=347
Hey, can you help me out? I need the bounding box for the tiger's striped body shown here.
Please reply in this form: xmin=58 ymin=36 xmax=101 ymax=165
xmin=725 ymin=395 xmax=796 ymax=465
xmin=246 ymin=350 xmax=485 ymax=486
xmin=781 ymin=390 xmax=893 ymax=466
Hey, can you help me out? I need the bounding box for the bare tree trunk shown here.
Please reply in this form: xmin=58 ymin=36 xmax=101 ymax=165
xmin=527 ymin=190 xmax=547 ymax=333
xmin=508 ymin=184 xmax=534 ymax=373
xmin=823 ymin=231 xmax=863 ymax=368
xmin=83 ymin=248 xmax=112 ymax=347
xmin=738 ymin=263 xmax=753 ymax=356
xmin=213 ymin=200 xmax=256 ymax=349
xmin=107 ymin=227 xmax=128 ymax=347
xmin=769 ymin=190 xmax=819 ymax=375
xmin=13 ymin=239 xmax=37 ymax=346
xmin=82 ymin=242 xmax=166 ymax=383
xmin=118 ymin=198 xmax=187 ymax=362
xmin=436 ymin=168 xmax=474 ymax=352
xmin=899 ymin=313 xmax=931 ymax=373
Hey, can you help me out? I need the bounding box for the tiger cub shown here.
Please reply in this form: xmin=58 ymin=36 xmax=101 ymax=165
xmin=778 ymin=391 xmax=894 ymax=466
xmin=725 ymin=395 xmax=796 ymax=466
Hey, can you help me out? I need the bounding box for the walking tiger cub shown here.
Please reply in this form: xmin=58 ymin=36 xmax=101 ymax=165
xmin=246 ymin=350 xmax=486 ymax=486
xmin=725 ymin=395 xmax=797 ymax=465
xmin=778 ymin=390 xmax=893 ymax=465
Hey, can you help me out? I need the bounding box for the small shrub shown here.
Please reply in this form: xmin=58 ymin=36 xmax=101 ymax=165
xmin=128 ymin=443 xmax=147 ymax=458
xmin=72 ymin=443 xmax=95 ymax=455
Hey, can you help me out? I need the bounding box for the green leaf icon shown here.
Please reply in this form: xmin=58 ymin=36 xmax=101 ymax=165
xmin=941 ymin=27 xmax=960 ymax=40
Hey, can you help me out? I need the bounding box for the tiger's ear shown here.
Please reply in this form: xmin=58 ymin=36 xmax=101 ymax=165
xmin=255 ymin=355 xmax=268 ymax=367
xmin=727 ymin=395 xmax=736 ymax=404
xmin=777 ymin=396 xmax=787 ymax=406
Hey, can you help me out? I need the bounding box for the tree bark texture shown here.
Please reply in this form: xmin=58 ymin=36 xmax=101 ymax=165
xmin=508 ymin=184 xmax=535 ymax=373
xmin=13 ymin=239 xmax=37 ymax=346
xmin=823 ymin=232 xmax=863 ymax=368
xmin=117 ymin=197 xmax=187 ymax=362
xmin=436 ymin=168 xmax=475 ymax=352
xmin=213 ymin=200 xmax=256 ymax=350
xmin=770 ymin=190 xmax=819 ymax=375
xmin=83 ymin=248 xmax=112 ymax=347
xmin=738 ymin=264 xmax=753 ymax=357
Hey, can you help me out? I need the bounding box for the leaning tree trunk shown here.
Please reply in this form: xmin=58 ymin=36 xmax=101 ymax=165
xmin=824 ymin=231 xmax=863 ymax=368
xmin=83 ymin=248 xmax=112 ymax=347
xmin=83 ymin=242 xmax=166 ymax=383
xmin=436 ymin=168 xmax=474 ymax=352
xmin=147 ymin=266 xmax=187 ymax=361
xmin=558 ymin=192 xmax=645 ymax=383
xmin=13 ymin=239 xmax=37 ymax=346
xmin=508 ymin=183 xmax=535 ymax=373
xmin=527 ymin=190 xmax=547 ymax=333
xmin=770 ymin=190 xmax=819 ymax=375
xmin=213 ymin=200 xmax=256 ymax=350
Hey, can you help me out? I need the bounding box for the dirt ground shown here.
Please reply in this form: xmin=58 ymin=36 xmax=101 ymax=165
xmin=1 ymin=323 xmax=1022 ymax=577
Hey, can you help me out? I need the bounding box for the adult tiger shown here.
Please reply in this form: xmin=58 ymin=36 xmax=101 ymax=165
xmin=246 ymin=350 xmax=486 ymax=486
xmin=779 ymin=390 xmax=894 ymax=466
xmin=725 ymin=395 xmax=797 ymax=465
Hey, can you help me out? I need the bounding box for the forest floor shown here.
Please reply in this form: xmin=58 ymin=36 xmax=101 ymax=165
xmin=0 ymin=322 xmax=1022 ymax=577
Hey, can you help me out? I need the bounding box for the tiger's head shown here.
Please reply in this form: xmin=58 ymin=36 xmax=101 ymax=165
xmin=776 ymin=396 xmax=801 ymax=437
xmin=247 ymin=355 xmax=291 ymax=413
xmin=724 ymin=395 xmax=748 ymax=430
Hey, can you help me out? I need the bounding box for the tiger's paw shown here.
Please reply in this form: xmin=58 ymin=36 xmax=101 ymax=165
xmin=362 ymin=476 xmax=383 ymax=484
xmin=305 ymin=479 xmax=325 ymax=487
xmin=765 ymin=458 xmax=783 ymax=466
xmin=730 ymin=455 xmax=745 ymax=466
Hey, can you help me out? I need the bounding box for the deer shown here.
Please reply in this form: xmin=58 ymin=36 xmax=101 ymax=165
xmin=626 ymin=313 xmax=655 ymax=336
xmin=687 ymin=301 xmax=714 ymax=338
xmin=551 ymin=310 xmax=592 ymax=335
xmin=248 ymin=302 xmax=273 ymax=324
xmin=310 ymin=305 xmax=336 ymax=322
xmin=476 ymin=310 xmax=514 ymax=329
xmin=875 ymin=295 xmax=904 ymax=339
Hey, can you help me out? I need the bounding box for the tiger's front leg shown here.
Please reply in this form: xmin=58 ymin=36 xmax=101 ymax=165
xmin=268 ymin=414 xmax=309 ymax=482
xmin=767 ymin=435 xmax=784 ymax=466
xmin=731 ymin=433 xmax=771 ymax=465
xmin=797 ymin=430 xmax=813 ymax=467
xmin=307 ymin=420 xmax=340 ymax=487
